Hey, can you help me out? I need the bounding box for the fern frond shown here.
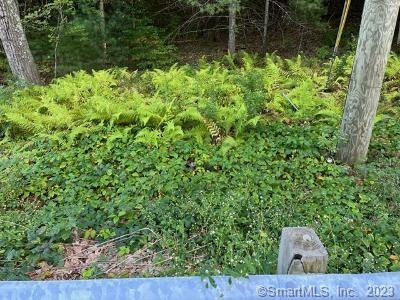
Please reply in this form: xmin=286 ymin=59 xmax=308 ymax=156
xmin=203 ymin=118 xmax=222 ymax=144
xmin=135 ymin=128 xmax=161 ymax=147
xmin=175 ymin=107 xmax=204 ymax=124
xmin=184 ymin=124 xmax=209 ymax=144
xmin=106 ymin=126 xmax=135 ymax=149
xmin=162 ymin=121 xmax=184 ymax=142
xmin=4 ymin=112 xmax=43 ymax=134
xmin=220 ymin=136 xmax=239 ymax=156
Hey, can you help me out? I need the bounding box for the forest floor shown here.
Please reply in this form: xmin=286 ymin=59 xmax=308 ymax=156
xmin=175 ymin=27 xmax=331 ymax=65
xmin=1 ymin=53 xmax=400 ymax=280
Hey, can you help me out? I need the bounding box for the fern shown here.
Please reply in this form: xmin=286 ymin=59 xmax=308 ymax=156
xmin=203 ymin=118 xmax=223 ymax=144
xmin=385 ymin=54 xmax=400 ymax=80
xmin=241 ymin=52 xmax=256 ymax=71
xmin=263 ymin=57 xmax=283 ymax=99
xmin=185 ymin=124 xmax=209 ymax=144
xmin=135 ymin=128 xmax=161 ymax=147
xmin=5 ymin=51 xmax=397 ymax=146
xmin=162 ymin=121 xmax=184 ymax=143
xmin=285 ymin=55 xmax=309 ymax=80
xmin=5 ymin=112 xmax=43 ymax=133
xmin=220 ymin=136 xmax=239 ymax=156
xmin=106 ymin=126 xmax=134 ymax=150
xmin=67 ymin=124 xmax=93 ymax=145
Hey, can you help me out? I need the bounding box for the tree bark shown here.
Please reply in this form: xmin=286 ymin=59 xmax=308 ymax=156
xmin=228 ymin=1 xmax=236 ymax=55
xmin=337 ymin=0 xmax=400 ymax=164
xmin=261 ymin=0 xmax=270 ymax=55
xmin=99 ymin=0 xmax=107 ymax=62
xmin=0 ymin=0 xmax=41 ymax=84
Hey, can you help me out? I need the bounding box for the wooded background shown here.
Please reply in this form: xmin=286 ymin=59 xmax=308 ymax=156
xmin=0 ymin=0 xmax=385 ymax=82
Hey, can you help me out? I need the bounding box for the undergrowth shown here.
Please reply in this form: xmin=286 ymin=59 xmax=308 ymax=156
xmin=0 ymin=54 xmax=351 ymax=147
xmin=0 ymin=53 xmax=400 ymax=279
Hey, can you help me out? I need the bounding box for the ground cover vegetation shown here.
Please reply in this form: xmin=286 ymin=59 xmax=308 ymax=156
xmin=0 ymin=52 xmax=399 ymax=279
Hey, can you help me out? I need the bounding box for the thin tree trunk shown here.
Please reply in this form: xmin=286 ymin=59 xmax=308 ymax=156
xmin=99 ymin=0 xmax=107 ymax=62
xmin=398 ymin=24 xmax=400 ymax=45
xmin=397 ymin=14 xmax=400 ymax=45
xmin=228 ymin=1 xmax=236 ymax=55
xmin=53 ymin=5 xmax=65 ymax=78
xmin=261 ymin=0 xmax=270 ymax=55
xmin=337 ymin=0 xmax=400 ymax=164
xmin=0 ymin=0 xmax=40 ymax=84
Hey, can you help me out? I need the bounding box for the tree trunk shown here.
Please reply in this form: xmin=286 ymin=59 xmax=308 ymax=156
xmin=99 ymin=0 xmax=107 ymax=62
xmin=53 ymin=5 xmax=65 ymax=78
xmin=398 ymin=24 xmax=400 ymax=45
xmin=228 ymin=1 xmax=236 ymax=55
xmin=0 ymin=0 xmax=40 ymax=84
xmin=261 ymin=0 xmax=270 ymax=55
xmin=397 ymin=13 xmax=400 ymax=45
xmin=336 ymin=0 xmax=400 ymax=164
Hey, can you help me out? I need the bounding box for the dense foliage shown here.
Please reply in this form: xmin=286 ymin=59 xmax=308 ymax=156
xmin=288 ymin=0 xmax=328 ymax=24
xmin=1 ymin=53 xmax=399 ymax=279
xmin=18 ymin=0 xmax=177 ymax=78
xmin=0 ymin=0 xmax=357 ymax=82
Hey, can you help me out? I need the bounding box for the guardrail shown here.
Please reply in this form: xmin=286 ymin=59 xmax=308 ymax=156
xmin=1 ymin=272 xmax=399 ymax=300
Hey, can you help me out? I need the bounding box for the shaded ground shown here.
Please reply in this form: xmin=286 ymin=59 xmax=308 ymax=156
xmin=175 ymin=27 xmax=331 ymax=65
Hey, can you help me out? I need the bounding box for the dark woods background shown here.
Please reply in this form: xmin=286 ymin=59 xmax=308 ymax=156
xmin=0 ymin=0 xmax=390 ymax=82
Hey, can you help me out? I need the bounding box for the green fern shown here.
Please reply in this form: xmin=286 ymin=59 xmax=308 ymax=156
xmin=162 ymin=121 xmax=184 ymax=143
xmin=5 ymin=51 xmax=396 ymax=146
xmin=220 ymin=136 xmax=239 ymax=156
xmin=285 ymin=55 xmax=309 ymax=80
xmin=135 ymin=128 xmax=161 ymax=147
xmin=385 ymin=54 xmax=400 ymax=80
xmin=184 ymin=124 xmax=210 ymax=144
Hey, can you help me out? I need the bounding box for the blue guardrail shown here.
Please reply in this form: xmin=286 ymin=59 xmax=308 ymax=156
xmin=1 ymin=272 xmax=399 ymax=300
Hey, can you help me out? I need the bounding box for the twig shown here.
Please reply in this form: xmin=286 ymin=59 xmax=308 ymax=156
xmin=97 ymin=241 xmax=165 ymax=277
xmin=282 ymin=93 xmax=299 ymax=111
xmin=59 ymin=228 xmax=159 ymax=265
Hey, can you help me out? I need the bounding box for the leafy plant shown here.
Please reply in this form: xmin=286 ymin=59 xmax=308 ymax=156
xmin=1 ymin=53 xmax=400 ymax=279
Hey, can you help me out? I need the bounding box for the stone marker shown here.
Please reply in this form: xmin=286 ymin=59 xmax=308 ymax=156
xmin=277 ymin=227 xmax=328 ymax=275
